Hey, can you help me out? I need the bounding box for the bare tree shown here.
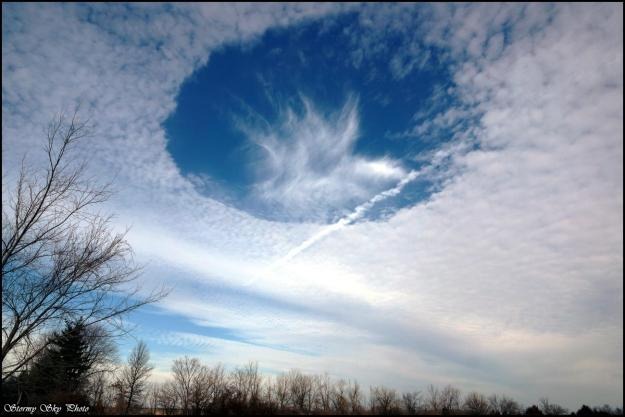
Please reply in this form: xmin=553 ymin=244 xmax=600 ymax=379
xmin=402 ymin=391 xmax=423 ymax=415
xmin=440 ymin=384 xmax=461 ymax=414
xmin=370 ymin=385 xmax=400 ymax=415
xmin=87 ymin=371 xmax=109 ymax=413
xmin=488 ymin=394 xmax=522 ymax=416
xmin=110 ymin=378 xmax=127 ymax=413
xmin=189 ymin=364 xmax=211 ymax=413
xmin=230 ymin=361 xmax=262 ymax=409
xmin=207 ymin=364 xmax=227 ymax=412
xmin=347 ymin=380 xmax=363 ymax=414
xmin=1 ymin=111 xmax=167 ymax=381
xmin=286 ymin=369 xmax=314 ymax=412
xmin=93 ymin=373 xmax=121 ymax=411
xmin=262 ymin=376 xmax=277 ymax=413
xmin=464 ymin=391 xmax=491 ymax=415
xmin=172 ymin=356 xmax=202 ymax=414
xmin=273 ymin=372 xmax=290 ymax=411
xmin=177 ymin=361 xmax=226 ymax=414
xmin=426 ymin=384 xmax=442 ymax=413
xmin=331 ymin=379 xmax=349 ymax=414
xmin=489 ymin=394 xmax=522 ymax=415
xmin=156 ymin=380 xmax=178 ymax=415
xmin=539 ymin=397 xmax=569 ymax=415
xmin=313 ymin=372 xmax=332 ymax=413
xmin=146 ymin=382 xmax=160 ymax=415
xmin=117 ymin=340 xmax=153 ymax=413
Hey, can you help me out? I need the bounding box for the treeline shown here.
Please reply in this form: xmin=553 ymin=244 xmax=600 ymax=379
xmin=133 ymin=357 xmax=624 ymax=416
xmin=4 ymin=323 xmax=621 ymax=416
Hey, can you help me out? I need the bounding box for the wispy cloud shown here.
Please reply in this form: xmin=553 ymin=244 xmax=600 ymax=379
xmin=238 ymin=95 xmax=406 ymax=220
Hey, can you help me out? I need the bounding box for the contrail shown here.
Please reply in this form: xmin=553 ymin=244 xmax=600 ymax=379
xmin=270 ymin=169 xmax=421 ymax=269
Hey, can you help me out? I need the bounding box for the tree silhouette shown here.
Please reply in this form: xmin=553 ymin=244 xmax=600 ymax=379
xmin=539 ymin=397 xmax=569 ymax=415
xmin=526 ymin=404 xmax=544 ymax=415
xmin=2 ymin=111 xmax=167 ymax=382
xmin=22 ymin=320 xmax=92 ymax=404
xmin=490 ymin=394 xmax=522 ymax=415
xmin=116 ymin=340 xmax=153 ymax=413
xmin=464 ymin=391 xmax=490 ymax=415
xmin=577 ymin=405 xmax=594 ymax=416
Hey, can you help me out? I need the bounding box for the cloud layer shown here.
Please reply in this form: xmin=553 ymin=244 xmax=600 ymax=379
xmin=2 ymin=2 xmax=622 ymax=409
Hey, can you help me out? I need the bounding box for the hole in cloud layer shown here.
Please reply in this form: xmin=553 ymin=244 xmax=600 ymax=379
xmin=164 ymin=13 xmax=454 ymax=223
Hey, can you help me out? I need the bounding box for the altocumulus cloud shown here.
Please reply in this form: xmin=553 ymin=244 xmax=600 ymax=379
xmin=2 ymin=2 xmax=622 ymax=410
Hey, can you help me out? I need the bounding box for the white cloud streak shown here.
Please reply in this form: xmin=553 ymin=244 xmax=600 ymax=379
xmin=271 ymin=169 xmax=421 ymax=268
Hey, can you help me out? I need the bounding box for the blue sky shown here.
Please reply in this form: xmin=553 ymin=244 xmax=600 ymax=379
xmin=164 ymin=11 xmax=454 ymax=222
xmin=2 ymin=2 xmax=623 ymax=409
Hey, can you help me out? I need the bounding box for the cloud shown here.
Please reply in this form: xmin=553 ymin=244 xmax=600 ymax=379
xmin=270 ymin=169 xmax=421 ymax=268
xmin=287 ymin=2 xmax=622 ymax=406
xmin=1 ymin=3 xmax=349 ymax=185
xmin=239 ymin=95 xmax=406 ymax=220
xmin=2 ymin=2 xmax=622 ymax=410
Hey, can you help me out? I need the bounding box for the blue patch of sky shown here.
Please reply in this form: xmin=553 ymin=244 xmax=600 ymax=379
xmin=133 ymin=305 xmax=248 ymax=343
xmin=121 ymin=280 xmax=336 ymax=358
xmin=165 ymin=12 xmax=460 ymax=221
xmin=126 ymin=305 xmax=319 ymax=358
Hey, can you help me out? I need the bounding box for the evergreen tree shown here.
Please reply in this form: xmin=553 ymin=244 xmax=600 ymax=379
xmin=23 ymin=320 xmax=92 ymax=404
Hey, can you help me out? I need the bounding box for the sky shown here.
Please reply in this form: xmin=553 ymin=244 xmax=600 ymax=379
xmin=2 ymin=2 xmax=623 ymax=409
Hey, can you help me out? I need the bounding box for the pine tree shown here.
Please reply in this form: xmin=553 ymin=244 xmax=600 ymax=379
xmin=55 ymin=320 xmax=90 ymax=392
xmin=23 ymin=320 xmax=92 ymax=404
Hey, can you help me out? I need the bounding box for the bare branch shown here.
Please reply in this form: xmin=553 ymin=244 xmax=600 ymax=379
xmin=2 ymin=111 xmax=168 ymax=381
